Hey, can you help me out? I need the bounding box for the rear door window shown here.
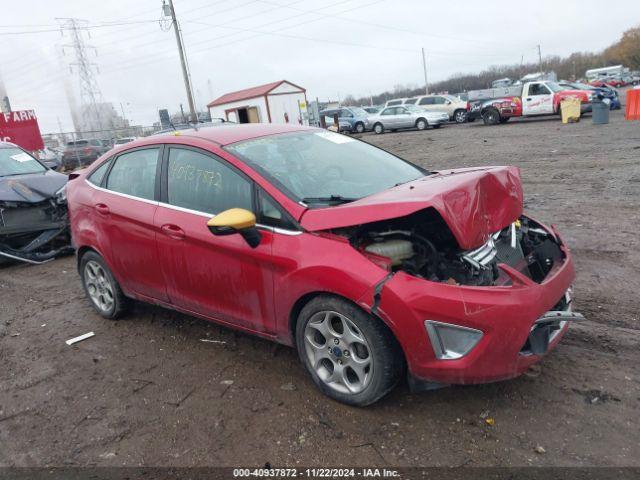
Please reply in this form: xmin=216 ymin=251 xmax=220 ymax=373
xmin=166 ymin=147 xmax=253 ymax=214
xmin=105 ymin=148 xmax=160 ymax=200
xmin=88 ymin=158 xmax=112 ymax=186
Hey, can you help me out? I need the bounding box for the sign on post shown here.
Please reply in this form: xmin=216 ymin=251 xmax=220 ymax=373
xmin=0 ymin=110 xmax=45 ymax=151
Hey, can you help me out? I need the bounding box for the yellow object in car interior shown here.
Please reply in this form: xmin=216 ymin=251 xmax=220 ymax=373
xmin=208 ymin=208 xmax=256 ymax=230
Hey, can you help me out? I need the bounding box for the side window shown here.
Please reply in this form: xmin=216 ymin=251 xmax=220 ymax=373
xmin=433 ymin=96 xmax=446 ymax=104
xmin=381 ymin=108 xmax=393 ymax=116
xmin=106 ymin=148 xmax=159 ymax=200
xmin=419 ymin=97 xmax=434 ymax=105
xmin=397 ymin=107 xmax=407 ymax=114
xmin=166 ymin=147 xmax=252 ymax=214
xmin=529 ymin=83 xmax=550 ymax=95
xmin=88 ymin=158 xmax=112 ymax=186
xmin=340 ymin=109 xmax=353 ymax=118
xmin=257 ymin=189 xmax=296 ymax=230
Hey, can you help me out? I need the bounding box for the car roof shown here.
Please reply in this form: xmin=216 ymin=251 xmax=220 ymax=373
xmin=141 ymin=123 xmax=318 ymax=147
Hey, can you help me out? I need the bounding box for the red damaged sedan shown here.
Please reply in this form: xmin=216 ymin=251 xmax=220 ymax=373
xmin=67 ymin=124 xmax=583 ymax=406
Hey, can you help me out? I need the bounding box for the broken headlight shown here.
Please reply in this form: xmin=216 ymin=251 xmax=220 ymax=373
xmin=424 ymin=320 xmax=483 ymax=360
xmin=55 ymin=185 xmax=67 ymax=204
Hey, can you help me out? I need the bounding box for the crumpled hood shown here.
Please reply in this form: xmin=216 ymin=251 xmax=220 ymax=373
xmin=0 ymin=170 xmax=68 ymax=203
xmin=300 ymin=166 xmax=523 ymax=250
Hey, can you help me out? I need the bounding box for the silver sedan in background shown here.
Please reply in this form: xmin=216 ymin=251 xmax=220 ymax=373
xmin=367 ymin=105 xmax=449 ymax=134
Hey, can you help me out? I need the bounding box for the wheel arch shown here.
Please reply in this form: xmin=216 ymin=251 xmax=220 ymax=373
xmin=288 ymin=290 xmax=408 ymax=370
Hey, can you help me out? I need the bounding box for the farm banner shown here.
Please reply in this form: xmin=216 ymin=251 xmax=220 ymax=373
xmin=0 ymin=110 xmax=44 ymax=151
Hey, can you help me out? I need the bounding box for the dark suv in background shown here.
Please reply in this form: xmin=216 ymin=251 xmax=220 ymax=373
xmin=62 ymin=139 xmax=109 ymax=169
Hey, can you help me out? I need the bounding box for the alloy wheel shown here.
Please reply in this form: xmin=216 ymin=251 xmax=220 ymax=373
xmin=84 ymin=260 xmax=115 ymax=312
xmin=303 ymin=310 xmax=373 ymax=395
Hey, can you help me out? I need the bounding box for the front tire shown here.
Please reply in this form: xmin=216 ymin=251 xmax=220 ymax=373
xmin=296 ymin=296 xmax=404 ymax=406
xmin=454 ymin=109 xmax=468 ymax=123
xmin=354 ymin=122 xmax=365 ymax=134
xmin=415 ymin=118 xmax=427 ymax=130
xmin=373 ymin=123 xmax=384 ymax=134
xmin=80 ymin=251 xmax=129 ymax=319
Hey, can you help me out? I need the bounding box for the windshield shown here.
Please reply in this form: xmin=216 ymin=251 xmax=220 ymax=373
xmin=226 ymin=131 xmax=426 ymax=205
xmin=403 ymin=105 xmax=423 ymax=113
xmin=0 ymin=147 xmax=47 ymax=176
xmin=546 ymin=81 xmax=564 ymax=93
xmin=349 ymin=107 xmax=368 ymax=116
xmin=67 ymin=140 xmax=88 ymax=147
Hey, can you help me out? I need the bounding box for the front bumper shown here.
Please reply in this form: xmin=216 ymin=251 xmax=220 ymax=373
xmin=375 ymin=227 xmax=577 ymax=385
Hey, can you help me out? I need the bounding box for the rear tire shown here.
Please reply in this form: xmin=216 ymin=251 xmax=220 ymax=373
xmin=373 ymin=123 xmax=384 ymax=134
xmin=80 ymin=251 xmax=129 ymax=320
xmin=482 ymin=108 xmax=501 ymax=125
xmin=296 ymin=296 xmax=404 ymax=406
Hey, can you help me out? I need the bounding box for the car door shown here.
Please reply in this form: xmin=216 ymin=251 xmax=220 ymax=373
xmin=395 ymin=106 xmax=413 ymax=128
xmin=154 ymin=145 xmax=277 ymax=333
xmin=523 ymin=83 xmax=554 ymax=115
xmin=378 ymin=107 xmax=396 ymax=129
xmin=91 ymin=146 xmax=169 ymax=301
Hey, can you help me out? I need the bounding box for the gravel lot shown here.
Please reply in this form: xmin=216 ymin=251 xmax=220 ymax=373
xmin=1 ymin=91 xmax=639 ymax=468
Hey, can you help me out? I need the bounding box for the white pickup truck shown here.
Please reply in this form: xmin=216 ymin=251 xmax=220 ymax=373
xmin=467 ymin=81 xmax=593 ymax=125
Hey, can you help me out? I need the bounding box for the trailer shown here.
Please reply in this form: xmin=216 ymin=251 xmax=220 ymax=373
xmin=586 ymin=65 xmax=624 ymax=81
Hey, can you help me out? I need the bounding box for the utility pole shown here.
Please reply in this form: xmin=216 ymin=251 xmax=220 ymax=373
xmin=421 ymin=47 xmax=429 ymax=95
xmin=164 ymin=0 xmax=197 ymax=124
xmin=0 ymin=71 xmax=11 ymax=113
xmin=537 ymin=44 xmax=543 ymax=74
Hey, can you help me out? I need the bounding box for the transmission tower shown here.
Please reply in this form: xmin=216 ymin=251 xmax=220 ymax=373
xmin=57 ymin=18 xmax=105 ymax=136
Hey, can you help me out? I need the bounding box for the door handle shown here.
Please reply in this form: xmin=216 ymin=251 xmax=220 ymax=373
xmin=161 ymin=224 xmax=186 ymax=240
xmin=95 ymin=203 xmax=110 ymax=215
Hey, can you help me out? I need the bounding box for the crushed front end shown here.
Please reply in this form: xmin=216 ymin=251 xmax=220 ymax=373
xmin=0 ymin=195 xmax=72 ymax=264
xmin=343 ymin=209 xmax=582 ymax=386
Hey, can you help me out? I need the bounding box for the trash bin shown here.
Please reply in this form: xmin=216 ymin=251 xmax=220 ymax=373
xmin=592 ymin=99 xmax=610 ymax=125
xmin=560 ymin=97 xmax=581 ymax=123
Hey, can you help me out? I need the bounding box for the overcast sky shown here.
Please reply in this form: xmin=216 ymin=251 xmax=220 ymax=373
xmin=1 ymin=0 xmax=639 ymax=133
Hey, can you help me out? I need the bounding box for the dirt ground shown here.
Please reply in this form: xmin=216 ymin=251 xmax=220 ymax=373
xmin=1 ymin=91 xmax=639 ymax=468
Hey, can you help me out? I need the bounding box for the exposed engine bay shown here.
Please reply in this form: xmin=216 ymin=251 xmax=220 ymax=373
xmin=342 ymin=208 xmax=564 ymax=286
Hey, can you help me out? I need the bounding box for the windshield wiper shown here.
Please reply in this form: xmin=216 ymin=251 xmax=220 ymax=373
xmin=301 ymin=195 xmax=358 ymax=205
